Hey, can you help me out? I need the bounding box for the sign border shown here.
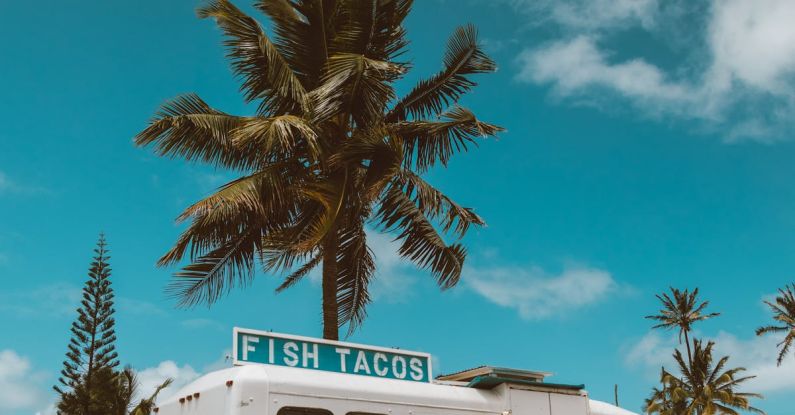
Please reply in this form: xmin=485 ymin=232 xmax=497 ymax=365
xmin=232 ymin=327 xmax=433 ymax=381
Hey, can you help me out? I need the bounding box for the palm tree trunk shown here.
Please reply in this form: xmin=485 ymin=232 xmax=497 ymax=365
xmin=322 ymin=228 xmax=339 ymax=340
xmin=684 ymin=330 xmax=693 ymax=367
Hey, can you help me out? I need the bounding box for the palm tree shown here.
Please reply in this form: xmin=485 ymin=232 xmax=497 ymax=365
xmin=135 ymin=0 xmax=501 ymax=340
xmin=756 ymin=283 xmax=795 ymax=366
xmin=645 ymin=340 xmax=764 ymax=415
xmin=643 ymin=369 xmax=688 ymax=415
xmin=114 ymin=367 xmax=173 ymax=415
xmin=646 ymin=287 xmax=720 ymax=365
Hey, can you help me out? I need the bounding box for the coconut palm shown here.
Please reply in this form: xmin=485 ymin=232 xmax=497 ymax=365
xmin=646 ymin=287 xmax=720 ymax=365
xmin=113 ymin=367 xmax=173 ymax=415
xmin=645 ymin=340 xmax=764 ymax=415
xmin=756 ymin=283 xmax=795 ymax=366
xmin=643 ymin=369 xmax=688 ymax=415
xmin=135 ymin=0 xmax=501 ymax=340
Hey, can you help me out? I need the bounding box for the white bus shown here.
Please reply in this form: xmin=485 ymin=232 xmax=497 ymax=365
xmin=154 ymin=329 xmax=637 ymax=415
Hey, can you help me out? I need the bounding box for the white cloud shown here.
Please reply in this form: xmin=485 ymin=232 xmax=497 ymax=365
xmin=516 ymin=0 xmax=795 ymax=141
xmin=136 ymin=351 xmax=234 ymax=404
xmin=0 ymin=283 xmax=81 ymax=318
xmin=712 ymin=331 xmax=795 ymax=393
xmin=135 ymin=361 xmax=200 ymax=405
xmin=708 ymin=0 xmax=795 ymax=93
xmin=0 ymin=171 xmax=50 ymax=196
xmin=0 ymin=349 xmax=50 ymax=414
xmin=467 ymin=264 xmax=619 ymax=319
xmin=625 ymin=331 xmax=795 ymax=393
xmin=519 ymin=0 xmax=659 ymax=30
xmin=518 ymin=36 xmax=693 ymax=108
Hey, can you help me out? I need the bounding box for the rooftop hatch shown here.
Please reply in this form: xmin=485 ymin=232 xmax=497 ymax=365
xmin=437 ymin=366 xmax=584 ymax=391
xmin=437 ymin=366 xmax=551 ymax=383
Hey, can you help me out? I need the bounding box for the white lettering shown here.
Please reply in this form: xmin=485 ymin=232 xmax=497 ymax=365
xmin=409 ymin=357 xmax=424 ymax=381
xmin=303 ymin=343 xmax=319 ymax=368
xmin=269 ymin=338 xmax=275 ymax=364
xmin=242 ymin=335 xmax=259 ymax=361
xmin=354 ymin=350 xmax=371 ymax=374
xmin=336 ymin=348 xmax=351 ymax=372
xmin=373 ymin=353 xmax=388 ymax=376
xmin=283 ymin=342 xmax=299 ymax=366
xmin=392 ymin=356 xmax=407 ymax=379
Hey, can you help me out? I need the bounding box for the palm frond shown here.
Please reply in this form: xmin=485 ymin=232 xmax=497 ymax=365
xmin=336 ymin=216 xmax=375 ymax=335
xmin=394 ymin=169 xmax=484 ymax=237
xmin=199 ymin=0 xmax=308 ymax=114
xmin=393 ymin=106 xmax=502 ymax=172
xmin=254 ymin=0 xmax=339 ymax=89
xmin=135 ymin=94 xmax=258 ymax=169
xmin=332 ymin=0 xmax=411 ymax=62
xmin=176 ymin=163 xmax=293 ymax=224
xmin=312 ymin=53 xmax=404 ymax=126
xmin=330 ymin=127 xmax=403 ymax=200
xmin=756 ymin=283 xmax=795 ymax=366
xmin=165 ymin=230 xmax=261 ymax=307
xmin=275 ymin=252 xmax=323 ymax=293
xmin=376 ymin=187 xmax=465 ymax=288
xmin=387 ymin=24 xmax=496 ymax=121
xmin=232 ymin=115 xmax=320 ymax=160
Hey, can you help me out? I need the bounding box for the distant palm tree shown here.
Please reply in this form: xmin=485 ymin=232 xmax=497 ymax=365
xmin=756 ymin=283 xmax=795 ymax=366
xmin=644 ymin=369 xmax=688 ymax=415
xmin=645 ymin=340 xmax=764 ymax=415
xmin=646 ymin=287 xmax=720 ymax=365
xmin=135 ymin=0 xmax=501 ymax=340
xmin=65 ymin=366 xmax=172 ymax=415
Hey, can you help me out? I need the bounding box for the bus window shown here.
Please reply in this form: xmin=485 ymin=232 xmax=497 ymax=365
xmin=278 ymin=407 xmax=333 ymax=415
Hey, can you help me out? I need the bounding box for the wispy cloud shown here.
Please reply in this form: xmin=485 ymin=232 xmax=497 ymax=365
xmin=0 ymin=170 xmax=50 ymax=196
xmin=181 ymin=318 xmax=225 ymax=331
xmin=625 ymin=330 xmax=795 ymax=393
xmin=514 ymin=0 xmax=659 ymax=31
xmin=0 ymin=283 xmax=82 ymax=318
xmin=514 ymin=0 xmax=795 ymax=142
xmin=116 ymin=297 xmax=166 ymax=316
xmin=0 ymin=282 xmax=165 ymax=319
xmin=0 ymin=349 xmax=51 ymax=414
xmin=466 ymin=263 xmax=621 ymax=319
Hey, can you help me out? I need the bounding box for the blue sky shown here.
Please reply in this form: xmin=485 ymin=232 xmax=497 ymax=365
xmin=1 ymin=0 xmax=795 ymax=414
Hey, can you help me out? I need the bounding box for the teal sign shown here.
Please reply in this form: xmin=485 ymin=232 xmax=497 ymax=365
xmin=233 ymin=328 xmax=432 ymax=383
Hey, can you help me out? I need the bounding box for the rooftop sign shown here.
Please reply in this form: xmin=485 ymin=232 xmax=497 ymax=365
xmin=233 ymin=328 xmax=432 ymax=383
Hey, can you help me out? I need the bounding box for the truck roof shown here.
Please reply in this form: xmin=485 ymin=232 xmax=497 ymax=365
xmin=157 ymin=364 xmax=637 ymax=415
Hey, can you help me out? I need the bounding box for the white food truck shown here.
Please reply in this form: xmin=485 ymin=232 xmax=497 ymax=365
xmin=154 ymin=328 xmax=637 ymax=415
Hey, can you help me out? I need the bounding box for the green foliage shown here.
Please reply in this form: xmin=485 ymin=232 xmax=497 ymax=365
xmin=644 ymin=340 xmax=764 ymax=415
xmin=756 ymin=283 xmax=795 ymax=366
xmin=646 ymin=287 xmax=720 ymax=343
xmin=644 ymin=288 xmax=763 ymax=415
xmin=54 ymin=234 xmax=120 ymax=415
xmin=646 ymin=287 xmax=720 ymax=365
xmin=135 ymin=0 xmax=502 ymax=339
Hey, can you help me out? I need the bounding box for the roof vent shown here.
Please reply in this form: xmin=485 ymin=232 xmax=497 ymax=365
xmin=436 ymin=366 xmax=584 ymax=391
xmin=437 ymin=366 xmax=551 ymax=383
